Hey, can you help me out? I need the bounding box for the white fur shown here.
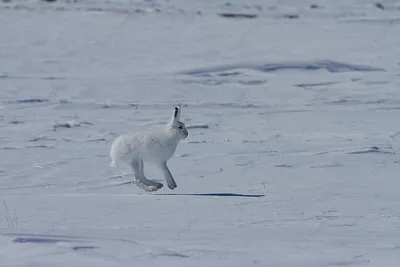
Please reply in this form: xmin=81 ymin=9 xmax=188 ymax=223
xmin=110 ymin=105 xmax=188 ymax=192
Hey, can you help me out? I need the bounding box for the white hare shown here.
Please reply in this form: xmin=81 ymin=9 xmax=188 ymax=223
xmin=110 ymin=105 xmax=188 ymax=192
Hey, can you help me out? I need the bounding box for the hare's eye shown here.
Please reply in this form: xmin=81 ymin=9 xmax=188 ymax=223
xmin=178 ymin=126 xmax=183 ymax=129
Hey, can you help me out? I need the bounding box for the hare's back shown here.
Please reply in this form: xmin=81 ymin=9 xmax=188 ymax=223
xmin=110 ymin=132 xmax=145 ymax=163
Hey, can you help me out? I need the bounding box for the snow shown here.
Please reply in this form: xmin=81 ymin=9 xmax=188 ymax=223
xmin=1 ymin=0 xmax=400 ymax=266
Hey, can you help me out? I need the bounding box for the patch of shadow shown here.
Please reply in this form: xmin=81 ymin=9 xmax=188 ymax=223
xmin=54 ymin=120 xmax=93 ymax=130
xmin=26 ymin=145 xmax=55 ymax=149
xmin=281 ymin=14 xmax=300 ymax=19
xmin=4 ymin=232 xmax=93 ymax=241
xmin=331 ymin=223 xmax=356 ymax=228
xmin=12 ymin=99 xmax=49 ymax=104
xmin=294 ymin=81 xmax=339 ymax=88
xmin=127 ymin=103 xmax=139 ymax=108
xmin=310 ymin=4 xmax=321 ymax=9
xmin=274 ymin=164 xmax=293 ymax=168
xmin=304 ymin=214 xmax=340 ymax=221
xmin=242 ymin=140 xmax=267 ymax=144
xmin=375 ymin=3 xmax=385 ymax=10
xmin=0 ymin=146 xmax=20 ymax=150
xmin=328 ymin=98 xmax=387 ymax=106
xmin=364 ymin=99 xmax=387 ymax=104
xmin=157 ymin=193 xmax=265 ymax=198
xmin=187 ymin=124 xmax=209 ymax=130
xmin=181 ymin=60 xmax=385 ymax=76
xmin=188 ymin=141 xmax=207 ymax=144
xmin=43 ymin=76 xmax=66 ymax=80
xmin=311 ymin=163 xmax=342 ymax=169
xmin=101 ymin=103 xmax=139 ymax=109
xmin=238 ymin=80 xmax=267 ymax=85
xmin=347 ymin=146 xmax=395 ymax=155
xmin=179 ymin=79 xmax=232 ymax=86
xmin=113 ymin=181 xmax=135 ymax=187
xmin=58 ymin=99 xmax=71 ymax=104
xmin=12 ymin=237 xmax=76 ymax=244
xmin=9 ymin=120 xmax=24 ymax=125
xmin=87 ymin=138 xmax=107 ymax=142
xmin=236 ymin=162 xmax=252 ymax=167
xmin=218 ymin=71 xmax=241 ymax=77
xmin=0 ymin=74 xmax=65 ymax=80
xmin=28 ymin=136 xmax=56 ymax=142
xmin=72 ymin=246 xmax=100 ymax=251
xmin=316 ymin=149 xmax=345 ymax=155
xmin=328 ymin=99 xmax=361 ymax=105
xmin=217 ymin=13 xmax=257 ymax=19
xmin=257 ymin=150 xmax=278 ymax=155
xmin=155 ymin=251 xmax=189 ymax=258
xmin=244 ymin=220 xmax=274 ymax=226
xmin=178 ymin=70 xmax=265 ymax=87
xmin=109 ymin=174 xmax=124 ymax=180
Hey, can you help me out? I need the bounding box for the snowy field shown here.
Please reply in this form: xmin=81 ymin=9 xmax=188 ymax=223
xmin=1 ymin=0 xmax=400 ymax=266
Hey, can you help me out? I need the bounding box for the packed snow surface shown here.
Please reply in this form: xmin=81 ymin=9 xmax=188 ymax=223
xmin=1 ymin=0 xmax=400 ymax=266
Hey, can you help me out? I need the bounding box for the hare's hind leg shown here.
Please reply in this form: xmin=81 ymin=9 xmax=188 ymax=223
xmin=139 ymin=159 xmax=163 ymax=189
xmin=131 ymin=159 xmax=160 ymax=192
xmin=158 ymin=161 xmax=177 ymax=190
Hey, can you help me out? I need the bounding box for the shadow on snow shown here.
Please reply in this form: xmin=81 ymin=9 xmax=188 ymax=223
xmin=157 ymin=193 xmax=265 ymax=198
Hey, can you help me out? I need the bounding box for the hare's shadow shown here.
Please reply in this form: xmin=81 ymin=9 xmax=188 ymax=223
xmin=112 ymin=180 xmax=265 ymax=197
xmin=156 ymin=193 xmax=265 ymax=198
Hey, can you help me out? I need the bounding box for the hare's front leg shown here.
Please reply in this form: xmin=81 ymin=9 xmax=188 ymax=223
xmin=158 ymin=161 xmax=177 ymax=190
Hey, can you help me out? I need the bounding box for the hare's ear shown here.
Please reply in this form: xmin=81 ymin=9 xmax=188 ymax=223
xmin=171 ymin=104 xmax=181 ymax=122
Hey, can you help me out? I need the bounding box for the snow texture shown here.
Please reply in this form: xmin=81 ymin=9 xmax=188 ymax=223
xmin=1 ymin=0 xmax=400 ymax=266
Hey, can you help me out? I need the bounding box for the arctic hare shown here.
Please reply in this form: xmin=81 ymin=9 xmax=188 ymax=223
xmin=110 ymin=105 xmax=188 ymax=192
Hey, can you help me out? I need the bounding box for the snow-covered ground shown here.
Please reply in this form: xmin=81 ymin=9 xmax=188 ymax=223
xmin=1 ymin=1 xmax=400 ymax=266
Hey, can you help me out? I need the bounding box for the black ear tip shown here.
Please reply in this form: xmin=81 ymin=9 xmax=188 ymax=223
xmin=173 ymin=106 xmax=179 ymax=117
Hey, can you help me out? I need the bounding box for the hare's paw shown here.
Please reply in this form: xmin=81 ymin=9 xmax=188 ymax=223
xmin=149 ymin=184 xmax=163 ymax=191
xmin=147 ymin=179 xmax=164 ymax=189
xmin=152 ymin=181 xmax=164 ymax=189
xmin=135 ymin=181 xmax=162 ymax=192
xmin=167 ymin=180 xmax=177 ymax=190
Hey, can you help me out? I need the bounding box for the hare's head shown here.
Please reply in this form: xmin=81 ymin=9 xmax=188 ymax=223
xmin=167 ymin=105 xmax=188 ymax=140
